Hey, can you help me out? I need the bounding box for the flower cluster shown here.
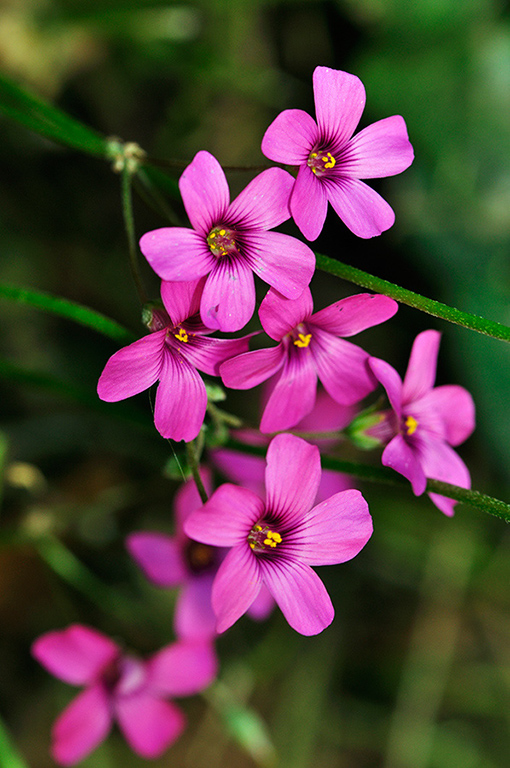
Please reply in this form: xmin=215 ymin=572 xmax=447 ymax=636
xmin=33 ymin=65 xmax=476 ymax=765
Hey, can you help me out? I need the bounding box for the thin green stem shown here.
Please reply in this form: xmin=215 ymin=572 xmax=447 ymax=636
xmin=121 ymin=166 xmax=147 ymax=305
xmin=315 ymin=252 xmax=510 ymax=342
xmin=0 ymin=710 xmax=29 ymax=768
xmin=186 ymin=440 xmax=209 ymax=504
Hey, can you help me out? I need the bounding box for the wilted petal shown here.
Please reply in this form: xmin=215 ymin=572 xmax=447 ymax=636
xmin=32 ymin=625 xmax=119 ymax=686
xmin=417 ymin=385 xmax=475 ymax=446
xmin=212 ymin=544 xmax=262 ymax=633
xmin=260 ymin=558 xmax=334 ymax=636
xmin=126 ymin=532 xmax=186 ymax=587
xmin=402 ymin=330 xmax=441 ymax=404
xmin=184 ymin=484 xmax=265 ymax=547
xmin=245 ymin=230 xmax=315 ymax=299
xmin=369 ymin=357 xmax=403 ymax=418
xmin=148 ymin=640 xmax=217 ymax=697
xmin=260 ymin=347 xmax=317 ymax=432
xmin=160 ymin=278 xmax=207 ymax=326
xmin=313 ymin=67 xmax=365 ymax=147
xmin=182 ymin=333 xmax=252 ymax=377
xmin=325 ymin=176 xmax=395 ymax=238
xmin=52 ymin=685 xmax=111 ymax=766
xmin=419 ymin=437 xmax=471 ymax=517
xmin=265 ymin=434 xmax=321 ymax=522
xmin=174 ymin=575 xmax=217 ymax=641
xmin=296 ymin=489 xmax=372 ymax=565
xmin=154 ymin=350 xmax=207 ymax=442
xmin=221 ymin=344 xmax=286 ymax=390
xmin=311 ymin=293 xmax=398 ymax=337
xmin=227 ymin=167 xmax=294 ymax=229
xmin=311 ymin=330 xmax=375 ymax=405
xmin=261 ymin=109 xmax=318 ymax=164
xmin=115 ymin=694 xmax=185 ymax=759
xmin=140 ymin=228 xmax=214 ymax=282
xmin=200 ymin=258 xmax=255 ymax=332
xmin=97 ymin=330 xmax=166 ymax=402
xmin=382 ymin=434 xmax=427 ymax=496
xmin=290 ymin=164 xmax=329 ymax=241
xmin=340 ymin=116 xmax=414 ymax=179
xmin=179 ymin=150 xmax=230 ymax=234
xmin=259 ymin=287 xmax=313 ymax=341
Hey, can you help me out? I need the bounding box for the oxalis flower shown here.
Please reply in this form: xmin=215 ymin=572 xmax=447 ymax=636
xmin=184 ymin=433 xmax=373 ymax=636
xmin=261 ymin=66 xmax=414 ymax=240
xmin=32 ymin=625 xmax=217 ymax=765
xmin=368 ymin=330 xmax=475 ymax=516
xmin=139 ymin=150 xmax=316 ymax=332
xmin=220 ymin=286 xmax=398 ymax=433
xmin=97 ymin=278 xmax=250 ymax=442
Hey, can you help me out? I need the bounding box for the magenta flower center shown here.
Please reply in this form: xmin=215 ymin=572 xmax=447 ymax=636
xmin=307 ymin=150 xmax=337 ymax=177
xmin=207 ymin=226 xmax=237 ymax=257
xmin=185 ymin=540 xmax=216 ymax=573
xmin=174 ymin=326 xmax=189 ymax=343
xmin=403 ymin=414 xmax=419 ymax=437
xmin=291 ymin=323 xmax=312 ymax=348
xmin=247 ymin=523 xmax=283 ymax=554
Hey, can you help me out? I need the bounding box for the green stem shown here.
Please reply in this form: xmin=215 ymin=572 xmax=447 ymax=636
xmin=0 ymin=711 xmax=29 ymax=768
xmin=186 ymin=440 xmax=209 ymax=504
xmin=315 ymin=252 xmax=510 ymax=342
xmin=121 ymin=166 xmax=147 ymax=305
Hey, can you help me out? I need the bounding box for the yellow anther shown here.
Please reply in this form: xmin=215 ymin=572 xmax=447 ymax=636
xmin=323 ymin=152 xmax=336 ymax=169
xmin=270 ymin=531 xmax=282 ymax=543
xmin=405 ymin=415 xmax=418 ymax=436
xmin=263 ymin=538 xmax=276 ymax=547
xmin=219 ymin=229 xmax=226 ymax=236
xmin=310 ymin=152 xmax=318 ymax=159
xmin=174 ymin=328 xmax=189 ymax=343
xmin=294 ymin=333 xmax=312 ymax=348
xmin=209 ymin=231 xmax=216 ymax=238
xmin=249 ymin=542 xmax=255 ymax=549
xmin=254 ymin=525 xmax=262 ymax=531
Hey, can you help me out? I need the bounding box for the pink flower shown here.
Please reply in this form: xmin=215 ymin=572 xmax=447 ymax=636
xmin=32 ymin=625 xmax=217 ymax=765
xmin=369 ymin=330 xmax=475 ymax=516
xmin=184 ymin=434 xmax=373 ymax=636
xmin=97 ymin=278 xmax=250 ymax=442
xmin=220 ymin=287 xmax=398 ymax=432
xmin=261 ymin=66 xmax=414 ymax=240
xmin=139 ymin=151 xmax=316 ymax=332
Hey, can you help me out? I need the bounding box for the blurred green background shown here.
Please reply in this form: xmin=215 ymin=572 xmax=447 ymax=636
xmin=1 ymin=0 xmax=509 ymax=766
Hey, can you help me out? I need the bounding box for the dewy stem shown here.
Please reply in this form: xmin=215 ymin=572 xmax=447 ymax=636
xmin=121 ymin=165 xmax=148 ymax=305
xmin=186 ymin=440 xmax=209 ymax=504
xmin=315 ymin=252 xmax=510 ymax=343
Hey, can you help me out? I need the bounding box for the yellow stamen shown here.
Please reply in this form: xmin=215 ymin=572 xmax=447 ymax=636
xmin=323 ymin=152 xmax=336 ymax=169
xmin=405 ymin=415 xmax=418 ymax=436
xmin=294 ymin=333 xmax=312 ymax=348
xmin=174 ymin=328 xmax=188 ymax=343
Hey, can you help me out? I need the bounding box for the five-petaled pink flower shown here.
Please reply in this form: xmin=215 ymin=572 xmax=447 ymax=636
xmin=32 ymin=625 xmax=217 ymax=765
xmin=220 ymin=286 xmax=398 ymax=432
xmin=97 ymin=278 xmax=250 ymax=442
xmin=368 ymin=330 xmax=475 ymax=516
xmin=261 ymin=66 xmax=414 ymax=240
xmin=184 ymin=433 xmax=373 ymax=636
xmin=139 ymin=150 xmax=316 ymax=332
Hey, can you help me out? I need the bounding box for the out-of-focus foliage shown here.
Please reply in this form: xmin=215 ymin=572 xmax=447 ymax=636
xmin=0 ymin=0 xmax=509 ymax=766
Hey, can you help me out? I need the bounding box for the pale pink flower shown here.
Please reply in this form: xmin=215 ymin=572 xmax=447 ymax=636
xmin=262 ymin=66 xmax=414 ymax=240
xmin=32 ymin=625 xmax=217 ymax=764
xmin=139 ymin=151 xmax=315 ymax=332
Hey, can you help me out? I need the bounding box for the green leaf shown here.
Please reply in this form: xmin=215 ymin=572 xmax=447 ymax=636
xmin=0 ymin=712 xmax=30 ymax=768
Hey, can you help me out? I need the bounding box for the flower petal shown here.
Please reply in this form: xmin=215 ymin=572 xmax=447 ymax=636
xmin=325 ymin=177 xmax=395 ymax=238
xmin=212 ymin=544 xmax=262 ymax=633
xmin=247 ymin=584 xmax=275 ymax=621
xmin=174 ymin=469 xmax=212 ymax=529
xmin=200 ymin=258 xmax=255 ymax=332
xmin=402 ymin=330 xmax=441 ymax=404
xmin=311 ymin=330 xmax=375 ymax=405
xmin=179 ymin=150 xmax=230 ymax=234
xmin=115 ymin=694 xmax=185 ymax=759
xmin=154 ymin=350 xmax=207 ymax=442
xmin=52 ymin=685 xmax=112 ymax=766
xmin=265 ymin=434 xmax=321 ymax=522
xmin=126 ymin=532 xmax=186 ymax=587
xmin=261 ymin=109 xmax=318 ymax=164
xmin=174 ymin=575 xmax=218 ymax=641
xmin=296 ymin=489 xmax=372 ymax=565
xmin=260 ymin=558 xmax=334 ymax=636
xmin=313 ymin=67 xmax=365 ymax=147
xmin=368 ymin=357 xmax=403 ymax=418
xmin=259 ymin=287 xmax=313 ymax=341
xmin=184 ymin=484 xmax=265 ymax=547
xmin=148 ymin=640 xmax=217 ymax=697
xmin=97 ymin=330 xmax=166 ymax=402
xmin=160 ymin=277 xmax=207 ymax=326
xmin=227 ymin=167 xmax=294 ymax=229
xmin=140 ymin=227 xmax=214 ymax=281
xmin=220 ymin=344 xmax=286 ymax=390
xmin=244 ymin=230 xmax=315 ymax=298
xmin=382 ymin=434 xmax=427 ymax=495
xmin=211 ymin=448 xmax=266 ymax=498
xmin=260 ymin=345 xmax=317 ymax=432
xmin=416 ymin=385 xmax=475 ymax=446
xmin=340 ymin=116 xmax=414 ymax=179
xmin=419 ymin=437 xmax=471 ymax=517
xmin=182 ymin=333 xmax=252 ymax=377
xmin=290 ymin=163 xmax=329 ymax=241
xmin=32 ymin=625 xmax=119 ymax=686
xmin=317 ymin=469 xmax=355 ymax=501
xmin=311 ymin=293 xmax=398 ymax=337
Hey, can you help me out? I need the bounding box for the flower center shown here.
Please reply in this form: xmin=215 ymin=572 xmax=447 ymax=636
xmin=291 ymin=323 xmax=312 ymax=348
xmin=185 ymin=540 xmax=216 ymax=574
xmin=174 ymin=327 xmax=189 ymax=343
xmin=307 ymin=150 xmax=336 ymax=177
xmin=404 ymin=415 xmax=418 ymax=436
xmin=207 ymin=226 xmax=237 ymax=257
xmin=247 ymin=523 xmax=282 ymax=553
